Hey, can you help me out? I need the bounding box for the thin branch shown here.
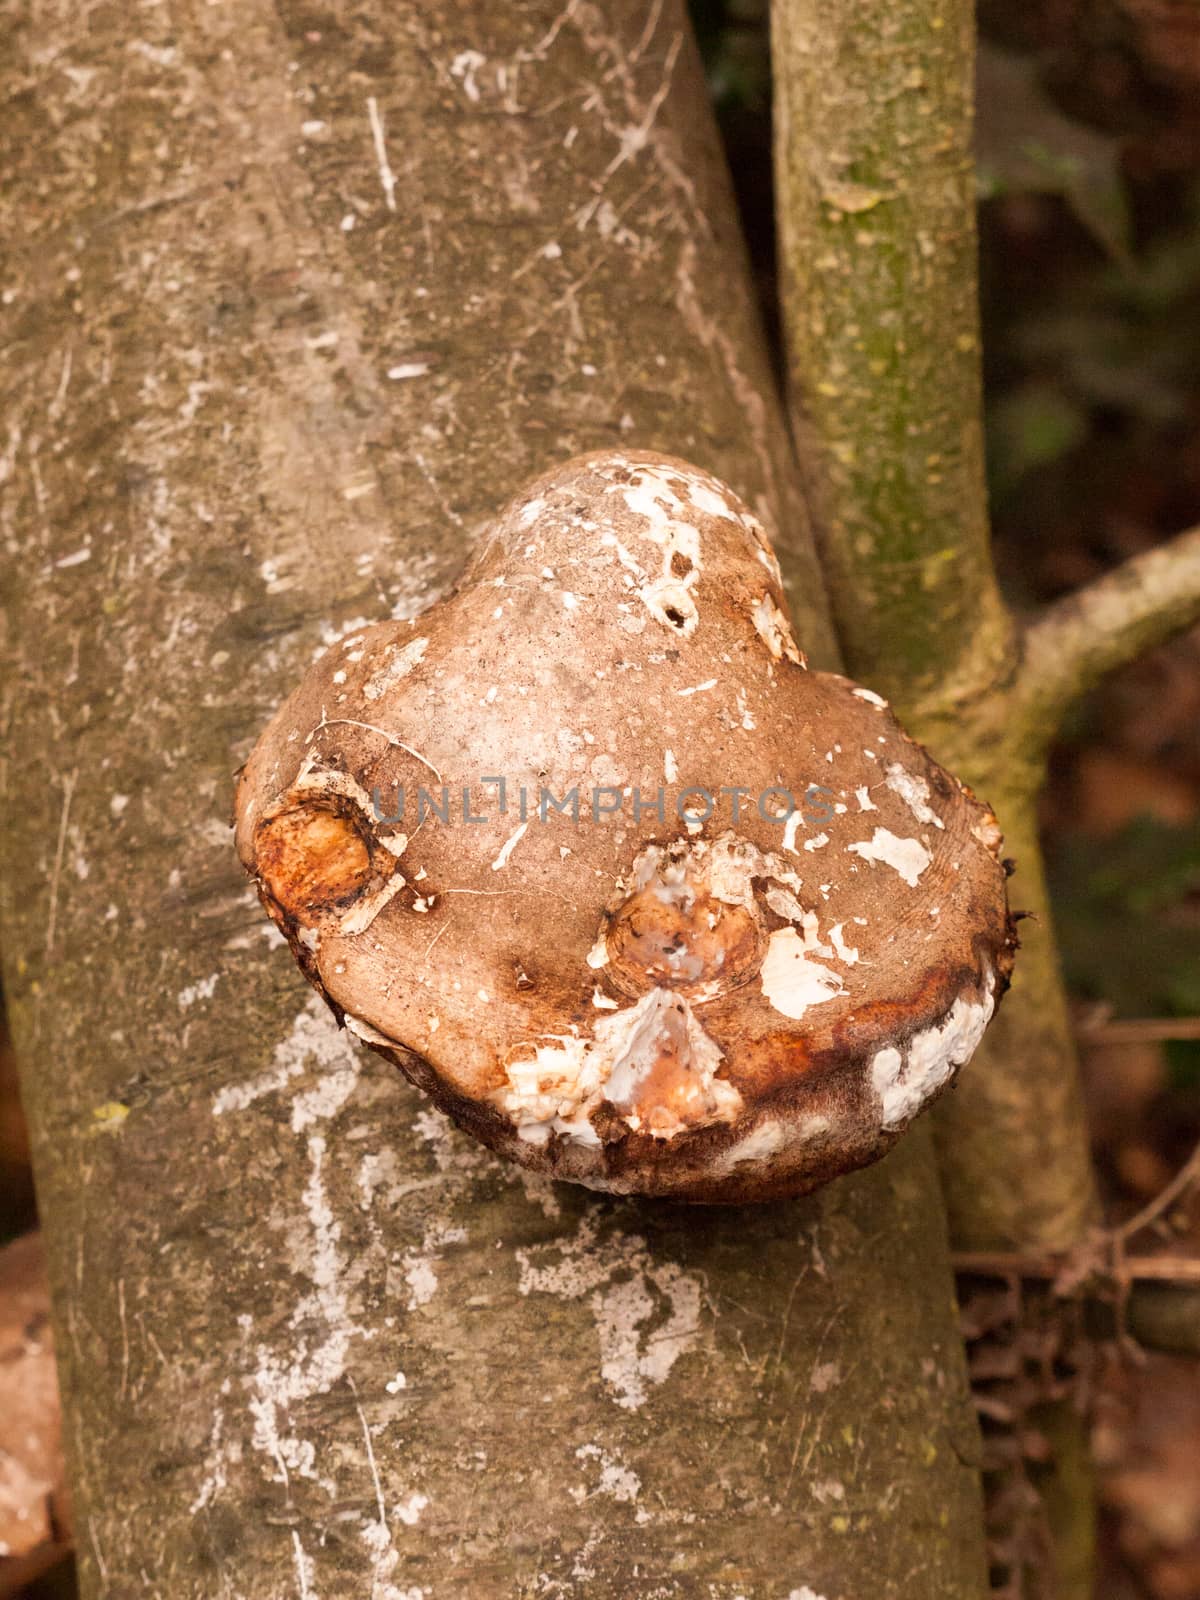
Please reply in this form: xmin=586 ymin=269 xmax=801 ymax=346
xmin=1015 ymin=523 xmax=1200 ymax=748
xmin=953 ymin=1251 xmax=1200 ymax=1287
xmin=955 ymin=1247 xmax=1200 ymax=1358
xmin=1077 ymin=1015 xmax=1200 ymax=1044
xmin=953 ymin=1133 xmax=1200 ymax=1359
xmin=1115 ymin=1140 xmax=1200 ymax=1246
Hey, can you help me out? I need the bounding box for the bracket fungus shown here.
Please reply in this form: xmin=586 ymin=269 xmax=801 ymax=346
xmin=235 ymin=450 xmax=1015 ymax=1202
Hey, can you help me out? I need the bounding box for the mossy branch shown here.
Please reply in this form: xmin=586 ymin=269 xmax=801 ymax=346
xmin=1015 ymin=523 xmax=1200 ymax=751
xmin=769 ymin=0 xmax=1015 ymax=710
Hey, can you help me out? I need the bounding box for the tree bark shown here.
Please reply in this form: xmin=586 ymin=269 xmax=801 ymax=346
xmin=0 ymin=2 xmax=986 ymax=1595
xmin=768 ymin=0 xmax=1012 ymax=711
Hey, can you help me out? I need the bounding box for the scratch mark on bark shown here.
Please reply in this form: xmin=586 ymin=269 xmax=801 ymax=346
xmin=86 ymin=1515 xmax=110 ymax=1587
xmin=526 ymin=0 xmax=581 ymax=60
xmin=412 ymin=449 xmax=466 ymax=531
xmin=45 ymin=766 xmax=79 ymax=956
xmin=49 ymin=346 xmax=73 ymax=423
xmin=118 ymin=1276 xmax=130 ymax=1401
xmin=305 ymin=713 xmax=444 ymax=783
xmin=291 ymin=1530 xmax=315 ymax=1599
xmin=674 ymin=240 xmax=781 ymax=541
xmin=630 ymin=0 xmax=665 ymax=63
xmin=349 ymin=1374 xmax=390 ymax=1598
xmin=366 ymin=97 xmax=398 ymax=213
xmin=602 ymin=31 xmax=682 ymax=179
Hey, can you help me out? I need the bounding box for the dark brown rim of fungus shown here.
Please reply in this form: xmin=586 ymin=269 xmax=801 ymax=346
xmin=234 ymin=450 xmax=1015 ymax=1203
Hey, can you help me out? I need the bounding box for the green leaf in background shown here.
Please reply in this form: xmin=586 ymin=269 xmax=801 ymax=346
xmin=1048 ymin=818 xmax=1200 ymax=1067
xmin=690 ymin=0 xmax=771 ymax=112
xmin=986 ymin=383 xmax=1089 ymax=500
xmin=976 ymin=43 xmax=1132 ymax=262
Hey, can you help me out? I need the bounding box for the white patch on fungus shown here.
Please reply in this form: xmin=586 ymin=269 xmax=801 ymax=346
xmin=282 ymin=753 xmax=380 ymax=823
xmin=678 ymin=479 xmax=738 ymax=521
xmin=852 ymin=687 xmax=888 ymax=708
xmin=343 ymin=1014 xmax=396 ymax=1048
xmin=846 ymin=828 xmax=932 ymax=887
xmin=710 ymin=1118 xmax=788 ymax=1172
xmin=640 ymin=577 xmax=698 ymax=635
xmin=494 ymin=989 xmax=740 ymax=1144
xmin=490 ymin=821 xmax=528 ymax=871
xmin=362 ymin=637 xmax=428 ymax=701
xmin=338 ymin=871 xmax=407 ymax=937
xmin=884 ymin=763 xmax=944 ymax=829
xmin=872 ymin=970 xmax=996 ymax=1131
xmin=765 ymin=885 xmax=807 ymax=924
xmin=750 ymin=593 xmax=803 ymax=665
xmin=496 ymin=1034 xmax=598 ymax=1140
xmin=604 ymin=991 xmax=740 ymax=1139
xmin=636 ymin=832 xmax=796 ymax=913
xmin=760 ymin=928 xmax=845 ymax=1019
xmin=781 ymin=812 xmax=802 ymax=854
xmin=613 ymin=468 xmax=706 ymax=637
xmin=618 ymin=465 xmax=688 ymax=526
xmin=855 ymin=785 xmax=876 ymax=812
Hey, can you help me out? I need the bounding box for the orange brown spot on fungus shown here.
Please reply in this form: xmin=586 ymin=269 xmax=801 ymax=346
xmin=605 ymin=886 xmax=763 ymax=999
xmin=255 ymin=805 xmax=373 ymax=917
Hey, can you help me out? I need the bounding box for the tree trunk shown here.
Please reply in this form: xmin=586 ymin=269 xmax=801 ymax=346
xmin=0 ymin=2 xmax=987 ymax=1594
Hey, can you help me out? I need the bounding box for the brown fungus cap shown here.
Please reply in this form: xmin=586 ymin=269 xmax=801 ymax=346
xmin=235 ymin=450 xmax=1015 ymax=1203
